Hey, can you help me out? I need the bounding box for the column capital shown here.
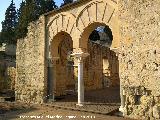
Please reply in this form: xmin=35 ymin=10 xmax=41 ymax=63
xmin=71 ymin=52 xmax=89 ymax=59
xmin=110 ymin=48 xmax=119 ymax=57
xmin=48 ymin=57 xmax=60 ymax=67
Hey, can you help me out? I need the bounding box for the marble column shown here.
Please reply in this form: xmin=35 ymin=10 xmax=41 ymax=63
xmin=119 ymin=86 xmax=125 ymax=113
xmin=71 ymin=51 xmax=89 ymax=106
xmin=77 ymin=57 xmax=84 ymax=106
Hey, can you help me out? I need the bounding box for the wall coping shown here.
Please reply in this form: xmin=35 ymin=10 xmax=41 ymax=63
xmin=44 ymin=0 xmax=92 ymax=16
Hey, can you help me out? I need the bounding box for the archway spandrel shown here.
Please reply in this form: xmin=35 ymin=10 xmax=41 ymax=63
xmin=102 ymin=0 xmax=118 ymax=10
xmin=56 ymin=15 xmax=63 ymax=33
xmin=72 ymin=27 xmax=82 ymax=49
xmin=67 ymin=22 xmax=75 ymax=35
xmin=104 ymin=8 xmax=119 ymax=48
xmin=63 ymin=16 xmax=71 ymax=32
xmin=76 ymin=1 xmax=102 ymax=28
xmin=77 ymin=18 xmax=85 ymax=32
xmin=76 ymin=0 xmax=117 ymax=27
xmin=96 ymin=2 xmax=107 ymax=22
xmin=102 ymin=4 xmax=115 ymax=24
xmin=48 ymin=20 xmax=58 ymax=38
xmin=87 ymin=3 xmax=97 ymax=22
xmin=75 ymin=0 xmax=118 ymax=49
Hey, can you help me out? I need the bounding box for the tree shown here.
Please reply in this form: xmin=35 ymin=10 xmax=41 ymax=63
xmin=45 ymin=0 xmax=57 ymax=12
xmin=16 ymin=0 xmax=57 ymax=39
xmin=15 ymin=0 xmax=28 ymax=39
xmin=16 ymin=0 xmax=39 ymax=39
xmin=40 ymin=0 xmax=57 ymax=14
xmin=61 ymin=0 xmax=73 ymax=7
xmin=17 ymin=1 xmax=25 ymax=19
xmin=1 ymin=0 xmax=17 ymax=44
xmin=25 ymin=0 xmax=38 ymax=21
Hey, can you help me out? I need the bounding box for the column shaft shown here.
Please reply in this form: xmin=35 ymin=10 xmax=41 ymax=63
xmin=119 ymin=85 xmax=125 ymax=113
xmin=48 ymin=67 xmax=54 ymax=100
xmin=77 ymin=59 xmax=84 ymax=105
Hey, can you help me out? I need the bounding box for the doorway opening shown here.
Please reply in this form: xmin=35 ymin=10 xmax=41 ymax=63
xmin=80 ymin=24 xmax=120 ymax=104
xmin=49 ymin=32 xmax=75 ymax=101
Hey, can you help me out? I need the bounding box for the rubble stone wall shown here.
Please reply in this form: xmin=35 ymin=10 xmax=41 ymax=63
xmin=15 ymin=1 xmax=160 ymax=119
xmin=83 ymin=42 xmax=119 ymax=91
xmin=16 ymin=16 xmax=47 ymax=104
xmin=7 ymin=67 xmax=16 ymax=90
xmin=54 ymin=41 xmax=120 ymax=96
xmin=0 ymin=64 xmax=16 ymax=90
xmin=119 ymin=0 xmax=160 ymax=119
xmin=0 ymin=64 xmax=5 ymax=90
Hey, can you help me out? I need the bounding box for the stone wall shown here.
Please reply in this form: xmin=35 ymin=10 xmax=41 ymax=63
xmin=16 ymin=16 xmax=47 ymax=104
xmin=119 ymin=0 xmax=160 ymax=119
xmin=53 ymin=40 xmax=120 ymax=96
xmin=15 ymin=0 xmax=160 ymax=118
xmin=83 ymin=41 xmax=119 ymax=90
xmin=0 ymin=64 xmax=16 ymax=90
xmin=7 ymin=67 xmax=16 ymax=90
xmin=0 ymin=64 xmax=6 ymax=90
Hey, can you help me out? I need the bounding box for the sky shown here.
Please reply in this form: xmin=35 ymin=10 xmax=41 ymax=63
xmin=0 ymin=0 xmax=63 ymax=31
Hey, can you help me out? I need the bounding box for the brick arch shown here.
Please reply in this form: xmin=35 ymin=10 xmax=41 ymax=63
xmin=50 ymin=31 xmax=73 ymax=58
xmin=75 ymin=0 xmax=119 ymax=51
xmin=46 ymin=12 xmax=76 ymax=44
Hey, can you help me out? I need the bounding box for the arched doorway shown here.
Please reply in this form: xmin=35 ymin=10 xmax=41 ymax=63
xmin=49 ymin=31 xmax=74 ymax=99
xmin=77 ymin=22 xmax=120 ymax=104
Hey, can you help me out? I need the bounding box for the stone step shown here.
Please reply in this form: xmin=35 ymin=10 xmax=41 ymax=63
xmin=46 ymin=102 xmax=120 ymax=115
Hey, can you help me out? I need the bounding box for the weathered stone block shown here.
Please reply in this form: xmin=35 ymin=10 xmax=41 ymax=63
xmin=153 ymin=105 xmax=160 ymax=119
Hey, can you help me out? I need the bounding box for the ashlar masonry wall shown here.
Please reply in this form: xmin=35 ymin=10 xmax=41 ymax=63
xmin=119 ymin=0 xmax=160 ymax=119
xmin=15 ymin=16 xmax=47 ymax=104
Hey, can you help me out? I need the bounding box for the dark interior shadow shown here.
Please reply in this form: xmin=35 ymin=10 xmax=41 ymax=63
xmin=53 ymin=43 xmax=120 ymax=105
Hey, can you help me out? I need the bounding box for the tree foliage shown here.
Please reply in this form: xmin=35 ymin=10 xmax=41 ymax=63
xmin=15 ymin=0 xmax=27 ymax=39
xmin=16 ymin=0 xmax=57 ymax=39
xmin=1 ymin=0 xmax=17 ymax=44
xmin=0 ymin=0 xmax=58 ymax=43
xmin=16 ymin=0 xmax=38 ymax=39
xmin=39 ymin=0 xmax=57 ymax=15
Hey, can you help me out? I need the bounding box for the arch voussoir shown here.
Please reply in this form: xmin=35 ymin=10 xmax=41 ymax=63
xmin=75 ymin=0 xmax=118 ymax=49
xmin=47 ymin=12 xmax=76 ymax=42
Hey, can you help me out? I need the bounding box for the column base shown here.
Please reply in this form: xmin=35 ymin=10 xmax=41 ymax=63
xmin=119 ymin=106 xmax=126 ymax=116
xmin=118 ymin=106 xmax=125 ymax=117
xmin=76 ymin=103 xmax=83 ymax=106
xmin=119 ymin=106 xmax=124 ymax=112
xmin=48 ymin=99 xmax=56 ymax=103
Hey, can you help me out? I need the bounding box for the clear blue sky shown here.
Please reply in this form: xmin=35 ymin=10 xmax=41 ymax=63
xmin=0 ymin=0 xmax=63 ymax=31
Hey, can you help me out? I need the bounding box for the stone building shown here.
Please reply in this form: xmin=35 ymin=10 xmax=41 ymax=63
xmin=16 ymin=0 xmax=160 ymax=119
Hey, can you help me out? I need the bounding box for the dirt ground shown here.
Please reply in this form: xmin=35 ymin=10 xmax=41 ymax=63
xmin=0 ymin=87 xmax=135 ymax=120
xmin=0 ymin=102 xmax=135 ymax=120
